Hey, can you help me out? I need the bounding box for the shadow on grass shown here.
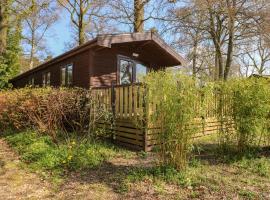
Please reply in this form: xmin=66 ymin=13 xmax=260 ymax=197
xmin=59 ymin=161 xmax=144 ymax=196
xmin=192 ymin=142 xmax=270 ymax=165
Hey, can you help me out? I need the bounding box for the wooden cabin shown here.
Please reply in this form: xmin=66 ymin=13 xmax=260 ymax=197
xmin=10 ymin=32 xmax=186 ymax=88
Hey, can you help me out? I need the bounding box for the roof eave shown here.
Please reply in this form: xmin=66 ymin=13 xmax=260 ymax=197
xmin=10 ymin=38 xmax=98 ymax=82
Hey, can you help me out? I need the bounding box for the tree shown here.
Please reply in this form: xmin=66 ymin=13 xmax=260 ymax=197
xmin=0 ymin=17 xmax=22 ymax=88
xmin=238 ymin=36 xmax=270 ymax=75
xmin=134 ymin=0 xmax=148 ymax=32
xmin=109 ymin=0 xmax=172 ymax=33
xmin=58 ymin=0 xmax=108 ymax=45
xmin=169 ymin=3 xmax=206 ymax=78
xmin=0 ymin=0 xmax=22 ymax=89
xmin=21 ymin=0 xmax=58 ymax=70
xmin=0 ymin=0 xmax=10 ymax=55
xmin=167 ymin=0 xmax=269 ymax=81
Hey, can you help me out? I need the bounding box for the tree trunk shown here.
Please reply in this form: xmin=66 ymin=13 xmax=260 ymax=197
xmin=213 ymin=39 xmax=224 ymax=80
xmin=78 ymin=0 xmax=85 ymax=45
xmin=0 ymin=0 xmax=9 ymax=55
xmin=217 ymin=47 xmax=224 ymax=79
xmin=134 ymin=0 xmax=144 ymax=32
xmin=78 ymin=23 xmax=85 ymax=45
xmin=30 ymin=43 xmax=35 ymax=69
xmin=192 ymin=38 xmax=198 ymax=78
xmin=224 ymin=0 xmax=236 ymax=80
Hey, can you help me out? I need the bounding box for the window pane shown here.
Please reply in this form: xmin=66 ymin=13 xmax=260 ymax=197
xmin=42 ymin=73 xmax=46 ymax=87
xmin=28 ymin=78 xmax=34 ymax=86
xmin=120 ymin=60 xmax=133 ymax=85
xmin=136 ymin=63 xmax=147 ymax=82
xmin=46 ymin=72 xmax=51 ymax=86
xmin=61 ymin=67 xmax=66 ymax=86
xmin=67 ymin=64 xmax=73 ymax=85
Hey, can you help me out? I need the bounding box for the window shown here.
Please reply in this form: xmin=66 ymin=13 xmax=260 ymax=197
xmin=42 ymin=72 xmax=51 ymax=87
xmin=67 ymin=64 xmax=73 ymax=85
xmin=118 ymin=56 xmax=147 ymax=85
xmin=61 ymin=66 xmax=66 ymax=85
xmin=61 ymin=64 xmax=73 ymax=86
xmin=119 ymin=59 xmax=133 ymax=85
xmin=28 ymin=77 xmax=35 ymax=86
xmin=135 ymin=63 xmax=147 ymax=82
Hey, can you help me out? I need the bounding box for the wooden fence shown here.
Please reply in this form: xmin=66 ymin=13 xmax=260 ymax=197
xmin=91 ymin=84 xmax=234 ymax=151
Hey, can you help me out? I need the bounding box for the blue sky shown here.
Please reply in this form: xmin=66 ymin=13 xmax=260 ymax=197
xmin=45 ymin=11 xmax=72 ymax=56
xmin=43 ymin=1 xmax=177 ymax=58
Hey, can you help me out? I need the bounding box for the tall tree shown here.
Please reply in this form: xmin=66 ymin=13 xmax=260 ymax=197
xmin=21 ymin=0 xmax=58 ymax=69
xmin=168 ymin=0 xmax=268 ymax=81
xmin=0 ymin=1 xmax=22 ymax=88
xmin=109 ymin=0 xmax=171 ymax=33
xmin=134 ymin=0 xmax=148 ymax=32
xmin=0 ymin=0 xmax=10 ymax=55
xmin=238 ymin=35 xmax=270 ymax=75
xmin=58 ymin=0 xmax=107 ymax=45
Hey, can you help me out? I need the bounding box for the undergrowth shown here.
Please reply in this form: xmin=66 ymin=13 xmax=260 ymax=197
xmin=3 ymin=130 xmax=124 ymax=184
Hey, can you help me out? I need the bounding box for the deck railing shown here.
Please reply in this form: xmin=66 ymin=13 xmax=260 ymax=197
xmin=91 ymin=84 xmax=234 ymax=151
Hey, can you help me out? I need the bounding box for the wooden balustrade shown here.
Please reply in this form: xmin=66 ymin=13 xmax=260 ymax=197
xmin=91 ymin=84 xmax=234 ymax=151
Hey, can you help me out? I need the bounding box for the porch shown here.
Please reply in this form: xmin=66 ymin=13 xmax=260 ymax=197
xmin=92 ymin=84 xmax=234 ymax=151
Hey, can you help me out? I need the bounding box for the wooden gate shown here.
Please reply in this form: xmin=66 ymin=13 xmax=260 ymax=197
xmin=92 ymin=84 xmax=147 ymax=150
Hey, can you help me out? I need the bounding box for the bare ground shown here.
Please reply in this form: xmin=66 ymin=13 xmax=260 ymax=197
xmin=0 ymin=139 xmax=53 ymax=200
xmin=1 ymin=138 xmax=270 ymax=200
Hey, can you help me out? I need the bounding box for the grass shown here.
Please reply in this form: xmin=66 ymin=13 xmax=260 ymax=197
xmin=115 ymin=133 xmax=270 ymax=199
xmin=3 ymin=130 xmax=128 ymax=184
xmin=1 ymin=130 xmax=270 ymax=199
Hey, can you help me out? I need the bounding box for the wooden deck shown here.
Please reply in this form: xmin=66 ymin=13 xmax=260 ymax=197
xmin=92 ymin=84 xmax=234 ymax=151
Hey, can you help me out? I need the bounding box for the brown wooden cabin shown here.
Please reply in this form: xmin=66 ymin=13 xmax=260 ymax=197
xmin=10 ymin=32 xmax=186 ymax=88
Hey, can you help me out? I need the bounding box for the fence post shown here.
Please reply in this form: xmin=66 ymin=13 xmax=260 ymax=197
xmin=110 ymin=82 xmax=116 ymax=141
xmin=111 ymin=83 xmax=116 ymax=117
xmin=142 ymin=84 xmax=148 ymax=151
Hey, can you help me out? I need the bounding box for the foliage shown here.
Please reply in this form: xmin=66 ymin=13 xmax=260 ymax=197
xmin=143 ymin=71 xmax=199 ymax=170
xmin=0 ymin=87 xmax=111 ymax=139
xmin=0 ymin=23 xmax=22 ymax=89
xmin=218 ymin=78 xmax=270 ymax=152
xmin=4 ymin=130 xmax=119 ymax=175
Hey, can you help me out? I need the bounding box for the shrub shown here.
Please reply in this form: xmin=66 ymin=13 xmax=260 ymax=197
xmin=0 ymin=87 xmax=111 ymax=139
xmin=144 ymin=72 xmax=199 ymax=170
xmin=223 ymin=78 xmax=270 ymax=152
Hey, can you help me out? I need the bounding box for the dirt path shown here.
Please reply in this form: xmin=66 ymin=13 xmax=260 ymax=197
xmin=0 ymin=139 xmax=54 ymax=200
xmin=0 ymin=139 xmax=155 ymax=200
xmin=0 ymin=139 xmax=126 ymax=200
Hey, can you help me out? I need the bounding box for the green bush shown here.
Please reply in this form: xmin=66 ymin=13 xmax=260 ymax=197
xmin=220 ymin=78 xmax=270 ymax=152
xmin=144 ymin=72 xmax=199 ymax=170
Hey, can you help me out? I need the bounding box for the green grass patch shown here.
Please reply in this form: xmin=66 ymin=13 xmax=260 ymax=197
xmin=120 ymin=164 xmax=196 ymax=192
xmin=238 ymin=189 xmax=256 ymax=200
xmin=4 ymin=130 xmax=125 ymax=183
xmin=235 ymin=157 xmax=270 ymax=177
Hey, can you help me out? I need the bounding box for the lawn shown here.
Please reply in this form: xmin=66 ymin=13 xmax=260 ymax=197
xmin=1 ymin=131 xmax=270 ymax=199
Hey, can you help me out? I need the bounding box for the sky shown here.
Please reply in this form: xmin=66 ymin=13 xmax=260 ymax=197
xmin=41 ymin=1 xmax=176 ymax=58
xmin=45 ymin=11 xmax=72 ymax=57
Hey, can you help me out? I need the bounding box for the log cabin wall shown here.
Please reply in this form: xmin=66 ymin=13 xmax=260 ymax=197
xmin=90 ymin=46 xmax=154 ymax=87
xmin=12 ymin=49 xmax=92 ymax=88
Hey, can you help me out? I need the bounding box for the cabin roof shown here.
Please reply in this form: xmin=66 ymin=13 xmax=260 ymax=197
xmin=11 ymin=32 xmax=187 ymax=82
